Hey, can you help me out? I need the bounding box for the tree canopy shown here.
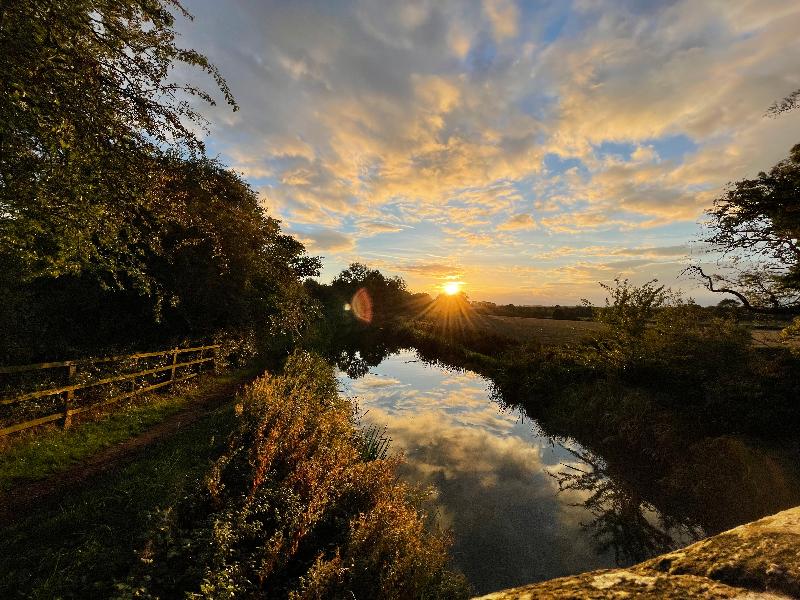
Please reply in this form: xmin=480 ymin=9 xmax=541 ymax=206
xmin=690 ymin=143 xmax=800 ymax=314
xmin=1 ymin=0 xmax=236 ymax=286
xmin=0 ymin=1 xmax=320 ymax=362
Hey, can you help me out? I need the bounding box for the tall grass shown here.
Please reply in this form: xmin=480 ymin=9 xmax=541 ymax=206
xmin=359 ymin=423 xmax=391 ymax=461
xmin=118 ymin=351 xmax=469 ymax=599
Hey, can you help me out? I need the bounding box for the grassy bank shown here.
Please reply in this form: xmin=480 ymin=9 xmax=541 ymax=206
xmin=1 ymin=353 xmax=469 ymax=599
xmin=379 ymin=303 xmax=800 ymax=551
xmin=0 ymin=371 xmax=248 ymax=492
xmin=0 ymin=401 xmax=237 ymax=598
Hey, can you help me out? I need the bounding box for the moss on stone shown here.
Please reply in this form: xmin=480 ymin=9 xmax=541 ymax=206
xmin=474 ymin=507 xmax=800 ymax=600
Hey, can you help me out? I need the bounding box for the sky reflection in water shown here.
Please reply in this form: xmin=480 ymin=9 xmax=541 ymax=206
xmin=338 ymin=349 xmax=618 ymax=594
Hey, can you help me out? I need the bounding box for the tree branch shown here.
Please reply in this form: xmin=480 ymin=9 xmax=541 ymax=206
xmin=683 ymin=266 xmax=800 ymax=315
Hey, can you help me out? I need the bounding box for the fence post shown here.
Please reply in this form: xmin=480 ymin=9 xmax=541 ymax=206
xmin=63 ymin=363 xmax=76 ymax=430
xmin=170 ymin=347 xmax=178 ymax=386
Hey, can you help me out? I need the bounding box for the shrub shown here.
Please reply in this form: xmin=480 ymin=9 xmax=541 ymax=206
xmin=485 ymin=280 xmax=800 ymax=438
xmin=117 ymin=351 xmax=468 ymax=599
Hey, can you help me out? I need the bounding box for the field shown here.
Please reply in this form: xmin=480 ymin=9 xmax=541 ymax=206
xmin=475 ymin=315 xmax=605 ymax=345
xmin=475 ymin=315 xmax=797 ymax=350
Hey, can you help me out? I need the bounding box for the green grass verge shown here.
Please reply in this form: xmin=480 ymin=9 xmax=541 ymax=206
xmin=0 ymin=401 xmax=236 ymax=599
xmin=0 ymin=372 xmax=243 ymax=492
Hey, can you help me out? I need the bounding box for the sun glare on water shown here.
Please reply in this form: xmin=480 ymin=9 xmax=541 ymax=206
xmin=442 ymin=281 xmax=462 ymax=295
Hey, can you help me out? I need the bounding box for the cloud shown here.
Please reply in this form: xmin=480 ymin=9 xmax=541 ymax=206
xmin=358 ymin=221 xmax=408 ymax=236
xmin=353 ymin=374 xmax=406 ymax=390
xmin=177 ymin=0 xmax=800 ymax=303
xmin=534 ymin=244 xmax=689 ymax=260
xmin=292 ymin=228 xmax=355 ymax=252
xmin=614 ymin=245 xmax=688 ymax=258
xmin=498 ymin=213 xmax=537 ymax=231
xmin=483 ymin=0 xmax=519 ymax=41
xmin=395 ymin=261 xmax=464 ymax=277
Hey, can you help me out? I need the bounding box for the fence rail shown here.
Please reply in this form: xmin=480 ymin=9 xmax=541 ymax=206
xmin=0 ymin=344 xmax=219 ymax=437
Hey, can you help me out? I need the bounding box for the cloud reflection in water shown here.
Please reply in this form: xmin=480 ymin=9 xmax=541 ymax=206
xmin=339 ymin=350 xmax=616 ymax=594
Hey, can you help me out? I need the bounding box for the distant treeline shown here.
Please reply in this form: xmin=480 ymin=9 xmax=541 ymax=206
xmin=472 ymin=299 xmax=795 ymax=326
xmin=472 ymin=302 xmax=594 ymax=320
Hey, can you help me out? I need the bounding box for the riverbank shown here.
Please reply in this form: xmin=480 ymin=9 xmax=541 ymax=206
xmin=330 ymin=337 xmax=800 ymax=594
xmin=0 ymin=352 xmax=470 ymax=598
xmin=323 ymin=318 xmax=800 ymax=569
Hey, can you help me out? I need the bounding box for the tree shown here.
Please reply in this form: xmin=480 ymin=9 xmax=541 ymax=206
xmin=0 ymin=0 xmax=236 ymax=288
xmin=767 ymin=88 xmax=800 ymax=117
xmin=0 ymin=2 xmax=323 ymax=361
xmin=688 ymin=143 xmax=800 ymax=314
xmin=687 ymin=87 xmax=800 ymax=314
xmin=330 ymin=263 xmax=408 ymax=323
xmin=144 ymin=156 xmax=321 ymax=338
xmin=0 ymin=155 xmax=321 ymax=361
xmin=592 ymin=278 xmax=672 ymax=340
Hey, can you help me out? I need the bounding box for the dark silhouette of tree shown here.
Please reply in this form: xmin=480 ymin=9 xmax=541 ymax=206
xmin=767 ymin=88 xmax=800 ymax=117
xmin=688 ymin=143 xmax=800 ymax=314
xmin=330 ymin=263 xmax=409 ymax=324
xmin=688 ymin=90 xmax=800 ymax=314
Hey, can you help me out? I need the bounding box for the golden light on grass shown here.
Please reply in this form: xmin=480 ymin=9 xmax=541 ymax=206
xmin=442 ymin=281 xmax=463 ymax=296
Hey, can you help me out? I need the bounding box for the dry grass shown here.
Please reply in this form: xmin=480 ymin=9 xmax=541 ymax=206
xmin=476 ymin=315 xmax=606 ymax=346
xmin=475 ymin=315 xmax=799 ymax=350
xmin=120 ymin=351 xmax=469 ymax=599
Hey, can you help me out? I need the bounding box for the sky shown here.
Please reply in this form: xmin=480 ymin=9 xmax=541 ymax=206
xmin=176 ymin=0 xmax=800 ymax=304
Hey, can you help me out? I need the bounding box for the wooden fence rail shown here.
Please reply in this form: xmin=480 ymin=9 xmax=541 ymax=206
xmin=0 ymin=344 xmax=219 ymax=437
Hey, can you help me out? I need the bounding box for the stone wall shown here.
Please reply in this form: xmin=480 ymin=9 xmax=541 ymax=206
xmin=474 ymin=506 xmax=800 ymax=599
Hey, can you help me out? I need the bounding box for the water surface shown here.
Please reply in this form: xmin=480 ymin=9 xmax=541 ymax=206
xmin=338 ymin=350 xmax=623 ymax=594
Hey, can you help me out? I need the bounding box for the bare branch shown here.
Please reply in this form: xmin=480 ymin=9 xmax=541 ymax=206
xmin=683 ymin=266 xmax=800 ymax=315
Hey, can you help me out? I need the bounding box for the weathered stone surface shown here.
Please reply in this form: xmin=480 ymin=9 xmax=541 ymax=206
xmin=474 ymin=506 xmax=800 ymax=599
xmin=640 ymin=508 xmax=800 ymax=598
xmin=475 ymin=570 xmax=774 ymax=599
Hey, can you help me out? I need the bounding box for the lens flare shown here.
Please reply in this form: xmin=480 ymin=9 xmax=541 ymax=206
xmin=351 ymin=287 xmax=373 ymax=323
xmin=442 ymin=281 xmax=462 ymax=295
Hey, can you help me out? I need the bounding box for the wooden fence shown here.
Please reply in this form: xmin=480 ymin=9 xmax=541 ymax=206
xmin=0 ymin=344 xmax=219 ymax=437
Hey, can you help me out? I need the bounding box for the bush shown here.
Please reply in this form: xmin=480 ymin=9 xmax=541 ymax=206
xmin=117 ymin=351 xmax=468 ymax=599
xmin=497 ymin=280 xmax=800 ymax=438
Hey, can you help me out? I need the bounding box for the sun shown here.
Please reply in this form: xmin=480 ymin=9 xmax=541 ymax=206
xmin=442 ymin=281 xmax=462 ymax=296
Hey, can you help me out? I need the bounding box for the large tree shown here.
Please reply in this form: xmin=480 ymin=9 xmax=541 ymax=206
xmin=689 ymin=143 xmax=800 ymax=314
xmin=0 ymin=0 xmax=235 ymax=288
xmin=689 ymin=88 xmax=800 ymax=314
xmin=0 ymin=1 xmax=321 ymax=361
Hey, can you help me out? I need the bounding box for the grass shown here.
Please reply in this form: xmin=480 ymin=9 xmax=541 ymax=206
xmin=0 ymin=401 xmax=237 ymax=599
xmin=479 ymin=314 xmax=605 ymax=345
xmin=0 ymin=371 xmax=246 ymax=491
xmin=122 ymin=351 xmax=470 ymax=599
xmin=0 ymin=355 xmax=469 ymax=599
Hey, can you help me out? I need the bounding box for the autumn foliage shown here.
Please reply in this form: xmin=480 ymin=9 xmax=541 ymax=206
xmin=118 ymin=351 xmax=468 ymax=599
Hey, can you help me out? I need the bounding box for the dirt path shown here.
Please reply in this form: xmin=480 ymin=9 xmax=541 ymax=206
xmin=0 ymin=374 xmax=251 ymax=525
